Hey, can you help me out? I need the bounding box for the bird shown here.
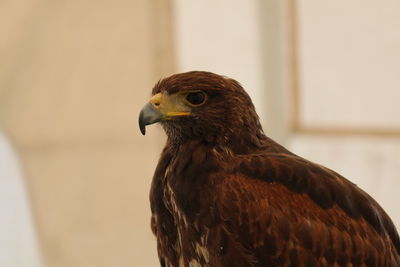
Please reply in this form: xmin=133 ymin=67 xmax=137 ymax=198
xmin=138 ymin=71 xmax=400 ymax=266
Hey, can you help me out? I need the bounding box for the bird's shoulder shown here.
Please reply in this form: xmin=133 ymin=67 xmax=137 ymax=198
xmin=216 ymin=149 xmax=400 ymax=257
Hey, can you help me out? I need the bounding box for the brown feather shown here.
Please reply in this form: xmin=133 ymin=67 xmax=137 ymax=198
xmin=146 ymin=71 xmax=400 ymax=266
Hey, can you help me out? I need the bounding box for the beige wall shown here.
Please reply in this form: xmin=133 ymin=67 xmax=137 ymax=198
xmin=0 ymin=0 xmax=173 ymax=266
xmin=290 ymin=0 xmax=400 ymax=228
xmin=296 ymin=0 xmax=400 ymax=130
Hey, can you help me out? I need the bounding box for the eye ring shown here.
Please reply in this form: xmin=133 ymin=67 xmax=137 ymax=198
xmin=185 ymin=91 xmax=207 ymax=106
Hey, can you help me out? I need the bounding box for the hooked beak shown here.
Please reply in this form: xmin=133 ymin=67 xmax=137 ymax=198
xmin=138 ymin=93 xmax=191 ymax=135
xmin=138 ymin=102 xmax=162 ymax=135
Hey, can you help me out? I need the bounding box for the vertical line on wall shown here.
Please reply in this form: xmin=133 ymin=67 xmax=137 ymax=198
xmin=287 ymin=0 xmax=301 ymax=133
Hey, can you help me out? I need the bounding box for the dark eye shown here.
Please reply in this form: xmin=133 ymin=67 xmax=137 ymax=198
xmin=185 ymin=91 xmax=207 ymax=106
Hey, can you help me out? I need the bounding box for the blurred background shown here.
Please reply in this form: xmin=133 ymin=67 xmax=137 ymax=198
xmin=0 ymin=0 xmax=399 ymax=266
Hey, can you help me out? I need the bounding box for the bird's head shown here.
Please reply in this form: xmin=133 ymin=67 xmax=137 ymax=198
xmin=139 ymin=71 xmax=265 ymax=151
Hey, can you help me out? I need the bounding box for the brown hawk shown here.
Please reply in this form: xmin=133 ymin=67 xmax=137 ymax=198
xmin=139 ymin=71 xmax=400 ymax=266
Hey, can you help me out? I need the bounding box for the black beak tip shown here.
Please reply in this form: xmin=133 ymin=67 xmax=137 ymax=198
xmin=139 ymin=124 xmax=146 ymax=135
xmin=139 ymin=111 xmax=146 ymax=136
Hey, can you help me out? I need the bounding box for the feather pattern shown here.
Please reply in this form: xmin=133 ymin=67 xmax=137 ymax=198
xmin=144 ymin=71 xmax=400 ymax=266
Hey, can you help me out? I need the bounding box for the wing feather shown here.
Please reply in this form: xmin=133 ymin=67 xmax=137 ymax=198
xmin=210 ymin=153 xmax=400 ymax=266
